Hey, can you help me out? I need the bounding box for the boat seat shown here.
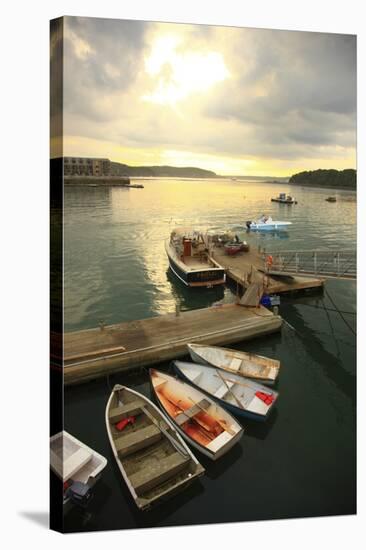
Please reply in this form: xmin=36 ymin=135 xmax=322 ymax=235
xmin=129 ymin=451 xmax=190 ymax=495
xmin=51 ymin=447 xmax=92 ymax=482
xmin=213 ymin=380 xmax=235 ymax=399
xmin=228 ymin=357 xmax=242 ymax=372
xmin=174 ymin=399 xmax=210 ymax=426
xmin=109 ymin=399 xmax=144 ymax=423
xmin=115 ymin=424 xmax=161 ymax=458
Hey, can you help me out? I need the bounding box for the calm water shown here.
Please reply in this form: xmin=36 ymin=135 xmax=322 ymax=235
xmin=63 ymin=179 xmax=356 ymax=532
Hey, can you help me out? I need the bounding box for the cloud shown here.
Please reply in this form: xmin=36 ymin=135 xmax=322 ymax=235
xmin=61 ymin=18 xmax=356 ymax=174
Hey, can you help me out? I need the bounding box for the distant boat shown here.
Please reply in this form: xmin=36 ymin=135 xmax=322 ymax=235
xmin=105 ymin=384 xmax=204 ymax=511
xmin=50 ymin=431 xmax=107 ymax=510
xmin=173 ymin=360 xmax=279 ymax=422
xmin=150 ymin=369 xmax=243 ymax=460
xmin=165 ymin=227 xmax=225 ymax=287
xmin=325 ymin=196 xmax=337 ymax=202
xmin=271 ymin=193 xmax=297 ymax=204
xmin=187 ymin=343 xmax=280 ymax=385
xmin=246 ymin=215 xmax=292 ymax=231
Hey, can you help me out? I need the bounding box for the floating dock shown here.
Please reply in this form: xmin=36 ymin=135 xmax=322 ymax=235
xmin=211 ymin=245 xmax=325 ymax=295
xmin=61 ymin=304 xmax=282 ymax=386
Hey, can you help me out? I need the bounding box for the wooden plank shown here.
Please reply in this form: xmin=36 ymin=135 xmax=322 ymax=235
xmin=239 ymin=282 xmax=263 ymax=307
xmin=63 ymin=304 xmax=282 ymax=385
xmin=115 ymin=425 xmax=161 ymax=458
xmin=129 ymin=452 xmax=189 ymax=495
xmin=108 ymin=400 xmax=144 ymax=423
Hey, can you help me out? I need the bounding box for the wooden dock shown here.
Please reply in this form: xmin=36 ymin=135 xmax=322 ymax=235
xmin=61 ymin=304 xmax=282 ymax=385
xmin=211 ymin=245 xmax=325 ymax=295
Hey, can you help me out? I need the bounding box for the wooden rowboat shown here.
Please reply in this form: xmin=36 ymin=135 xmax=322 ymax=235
xmin=105 ymin=384 xmax=204 ymax=511
xmin=174 ymin=360 xmax=279 ymax=422
xmin=188 ymin=343 xmax=280 ymax=385
xmin=150 ymin=369 xmax=243 ymax=460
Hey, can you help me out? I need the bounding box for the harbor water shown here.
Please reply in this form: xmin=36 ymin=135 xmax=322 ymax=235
xmin=63 ymin=179 xmax=356 ymax=531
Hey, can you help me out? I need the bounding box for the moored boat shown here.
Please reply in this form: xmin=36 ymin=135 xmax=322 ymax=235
xmin=174 ymin=361 xmax=278 ymax=422
xmin=50 ymin=430 xmax=108 ymax=510
xmin=105 ymin=384 xmax=204 ymax=511
xmin=187 ymin=343 xmax=280 ymax=385
xmin=150 ymin=369 xmax=243 ymax=460
xmin=246 ymin=215 xmax=292 ymax=231
xmin=271 ymin=193 xmax=297 ymax=204
xmin=224 ymin=239 xmax=249 ymax=255
xmin=165 ymin=227 xmax=226 ymax=287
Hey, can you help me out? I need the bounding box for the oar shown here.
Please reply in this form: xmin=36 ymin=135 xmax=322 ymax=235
xmin=141 ymin=406 xmax=190 ymax=458
xmin=187 ymin=396 xmax=235 ymax=436
xmin=215 ymin=369 xmax=245 ymax=411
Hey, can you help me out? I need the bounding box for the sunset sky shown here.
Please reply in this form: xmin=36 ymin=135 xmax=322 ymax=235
xmin=54 ymin=17 xmax=356 ymax=176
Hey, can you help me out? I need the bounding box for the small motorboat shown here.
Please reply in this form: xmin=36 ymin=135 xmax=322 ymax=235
xmin=105 ymin=384 xmax=204 ymax=511
xmin=224 ymin=239 xmax=249 ymax=255
xmin=173 ymin=361 xmax=279 ymax=422
xmin=325 ymin=196 xmax=337 ymax=202
xmin=187 ymin=343 xmax=280 ymax=385
xmin=50 ymin=431 xmax=108 ymax=510
xmin=165 ymin=227 xmax=226 ymax=287
xmin=246 ymin=215 xmax=292 ymax=231
xmin=271 ymin=193 xmax=297 ymax=204
xmin=150 ymin=369 xmax=243 ymax=460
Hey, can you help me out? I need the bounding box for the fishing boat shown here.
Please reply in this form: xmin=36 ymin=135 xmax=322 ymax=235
xmin=325 ymin=196 xmax=337 ymax=202
xmin=150 ymin=369 xmax=243 ymax=460
xmin=173 ymin=361 xmax=278 ymax=422
xmin=165 ymin=227 xmax=226 ymax=287
xmin=50 ymin=431 xmax=108 ymax=509
xmin=271 ymin=193 xmax=297 ymax=204
xmin=105 ymin=384 xmax=204 ymax=511
xmin=246 ymin=215 xmax=292 ymax=231
xmin=187 ymin=343 xmax=280 ymax=385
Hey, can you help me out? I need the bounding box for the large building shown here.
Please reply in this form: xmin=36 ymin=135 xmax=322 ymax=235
xmin=64 ymin=157 xmax=111 ymax=176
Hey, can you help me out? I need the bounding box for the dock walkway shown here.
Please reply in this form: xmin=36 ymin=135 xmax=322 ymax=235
xmin=211 ymin=245 xmax=325 ymax=295
xmin=62 ymin=304 xmax=282 ymax=385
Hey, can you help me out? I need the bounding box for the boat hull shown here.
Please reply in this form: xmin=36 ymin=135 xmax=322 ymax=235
xmin=167 ymin=250 xmax=226 ymax=287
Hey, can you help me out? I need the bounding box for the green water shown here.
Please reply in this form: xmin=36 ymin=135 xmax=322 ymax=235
xmin=63 ymin=179 xmax=356 ymax=531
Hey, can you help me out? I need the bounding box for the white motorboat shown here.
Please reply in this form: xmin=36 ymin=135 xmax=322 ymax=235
xmin=50 ymin=430 xmax=107 ymax=509
xmin=246 ymin=215 xmax=292 ymax=231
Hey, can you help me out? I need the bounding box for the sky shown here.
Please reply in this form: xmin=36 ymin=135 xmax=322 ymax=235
xmin=51 ymin=17 xmax=357 ymax=176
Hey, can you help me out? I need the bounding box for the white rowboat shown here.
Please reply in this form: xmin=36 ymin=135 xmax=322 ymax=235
xmin=188 ymin=343 xmax=280 ymax=385
xmin=150 ymin=369 xmax=243 ymax=460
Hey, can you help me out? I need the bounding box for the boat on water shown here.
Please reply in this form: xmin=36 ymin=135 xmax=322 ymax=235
xmin=224 ymin=237 xmax=249 ymax=255
xmin=271 ymin=193 xmax=297 ymax=204
xmin=187 ymin=343 xmax=280 ymax=385
xmin=173 ymin=361 xmax=279 ymax=422
xmin=50 ymin=431 xmax=107 ymax=510
xmin=150 ymin=369 xmax=243 ymax=460
xmin=165 ymin=227 xmax=225 ymax=287
xmin=105 ymin=384 xmax=204 ymax=511
xmin=325 ymin=196 xmax=337 ymax=202
xmin=246 ymin=215 xmax=292 ymax=231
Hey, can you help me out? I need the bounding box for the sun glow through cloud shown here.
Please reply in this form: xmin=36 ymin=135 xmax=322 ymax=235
xmin=142 ymin=34 xmax=230 ymax=105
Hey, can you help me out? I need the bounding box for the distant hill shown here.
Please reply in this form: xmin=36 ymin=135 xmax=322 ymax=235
xmin=289 ymin=169 xmax=356 ymax=189
xmin=110 ymin=162 xmax=216 ymax=178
